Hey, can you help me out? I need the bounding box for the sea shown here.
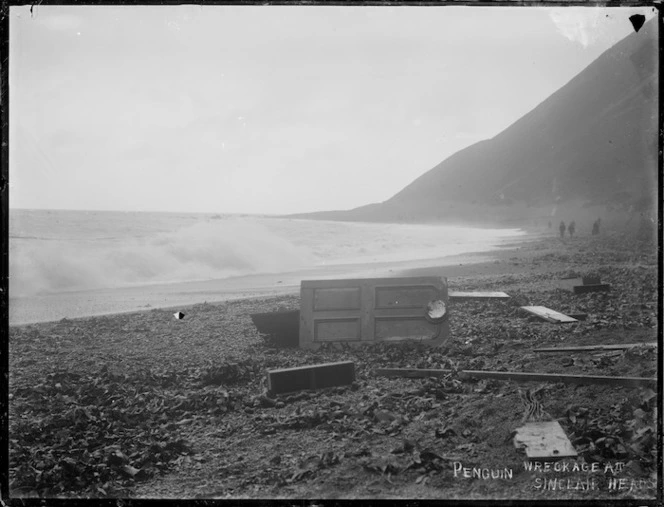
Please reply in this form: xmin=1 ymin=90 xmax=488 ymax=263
xmin=9 ymin=209 xmax=526 ymax=323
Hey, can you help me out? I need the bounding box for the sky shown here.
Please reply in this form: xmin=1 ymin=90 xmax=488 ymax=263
xmin=9 ymin=5 xmax=657 ymax=215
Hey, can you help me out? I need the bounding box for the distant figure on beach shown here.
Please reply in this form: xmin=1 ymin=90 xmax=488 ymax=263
xmin=559 ymin=221 xmax=566 ymax=238
xmin=592 ymin=218 xmax=601 ymax=236
xmin=568 ymin=221 xmax=576 ymax=237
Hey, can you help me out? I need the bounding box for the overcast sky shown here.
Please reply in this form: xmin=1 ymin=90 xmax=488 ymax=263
xmin=9 ymin=5 xmax=656 ymax=214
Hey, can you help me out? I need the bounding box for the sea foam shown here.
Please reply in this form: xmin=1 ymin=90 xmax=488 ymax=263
xmin=9 ymin=210 xmax=524 ymax=297
xmin=10 ymin=219 xmax=314 ymax=296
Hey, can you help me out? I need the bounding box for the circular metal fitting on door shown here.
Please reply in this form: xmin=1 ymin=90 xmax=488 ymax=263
xmin=425 ymin=299 xmax=448 ymax=324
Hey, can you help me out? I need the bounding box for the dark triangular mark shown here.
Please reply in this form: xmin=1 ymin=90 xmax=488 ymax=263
xmin=629 ymin=14 xmax=646 ymax=33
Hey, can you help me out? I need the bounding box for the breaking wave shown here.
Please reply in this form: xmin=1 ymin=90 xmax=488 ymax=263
xmin=10 ymin=220 xmax=314 ymax=296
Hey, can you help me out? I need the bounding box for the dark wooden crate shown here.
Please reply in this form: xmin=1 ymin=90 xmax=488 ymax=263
xmin=267 ymin=361 xmax=355 ymax=395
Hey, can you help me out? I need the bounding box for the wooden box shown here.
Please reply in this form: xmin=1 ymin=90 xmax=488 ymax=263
xmin=267 ymin=361 xmax=355 ymax=395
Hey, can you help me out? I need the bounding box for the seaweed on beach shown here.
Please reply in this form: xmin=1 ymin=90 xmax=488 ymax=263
xmin=8 ymin=233 xmax=659 ymax=499
xmin=9 ymin=365 xmax=249 ymax=497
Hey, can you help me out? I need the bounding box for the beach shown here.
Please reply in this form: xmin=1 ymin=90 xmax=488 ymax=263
xmin=8 ymin=229 xmax=658 ymax=500
xmin=8 ymin=5 xmax=659 ymax=501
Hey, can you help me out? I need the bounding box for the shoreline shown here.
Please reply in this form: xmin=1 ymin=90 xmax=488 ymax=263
xmin=9 ymin=231 xmax=543 ymax=326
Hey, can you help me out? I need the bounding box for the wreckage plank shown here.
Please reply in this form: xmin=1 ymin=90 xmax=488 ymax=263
xmin=520 ymin=306 xmax=578 ymax=323
xmin=573 ymin=284 xmax=611 ymax=294
xmin=513 ymin=421 xmax=578 ymax=460
xmin=534 ymin=343 xmax=657 ymax=353
xmin=449 ymin=291 xmax=510 ymax=299
xmin=375 ymin=368 xmax=656 ymax=388
xmin=267 ymin=361 xmax=355 ymax=395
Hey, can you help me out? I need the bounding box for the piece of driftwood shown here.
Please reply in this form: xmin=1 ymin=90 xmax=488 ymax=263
xmin=520 ymin=306 xmax=578 ymax=323
xmin=573 ymin=284 xmax=611 ymax=294
xmin=375 ymin=368 xmax=656 ymax=388
xmin=513 ymin=421 xmax=578 ymax=460
xmin=534 ymin=343 xmax=657 ymax=353
xmin=449 ymin=291 xmax=510 ymax=299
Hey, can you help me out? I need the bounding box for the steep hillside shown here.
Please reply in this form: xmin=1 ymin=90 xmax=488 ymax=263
xmin=293 ymin=18 xmax=658 ymax=225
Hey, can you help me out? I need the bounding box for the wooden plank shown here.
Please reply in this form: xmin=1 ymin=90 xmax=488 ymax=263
xmin=374 ymin=368 xmax=656 ymax=388
xmin=534 ymin=342 xmax=657 ymax=353
xmin=573 ymin=284 xmax=611 ymax=294
xmin=513 ymin=421 xmax=578 ymax=460
xmin=520 ymin=306 xmax=578 ymax=323
xmin=449 ymin=291 xmax=510 ymax=299
xmin=267 ymin=361 xmax=355 ymax=395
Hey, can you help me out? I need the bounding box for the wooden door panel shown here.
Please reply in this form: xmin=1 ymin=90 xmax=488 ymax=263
xmin=375 ymin=285 xmax=439 ymax=309
xmin=300 ymin=277 xmax=449 ymax=348
xmin=314 ymin=318 xmax=362 ymax=342
xmin=314 ymin=287 xmax=361 ymax=311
